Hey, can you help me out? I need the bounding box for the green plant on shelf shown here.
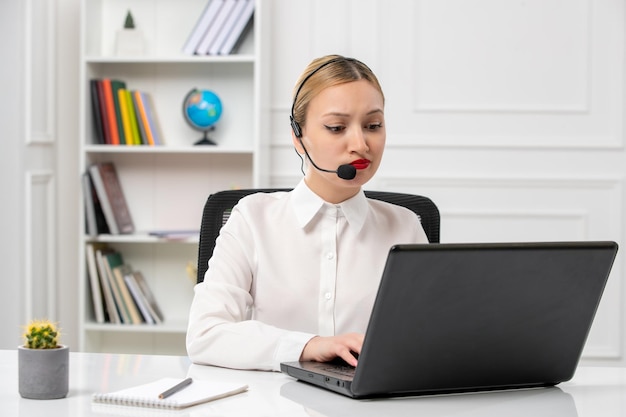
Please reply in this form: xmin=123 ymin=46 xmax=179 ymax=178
xmin=124 ymin=10 xmax=135 ymax=29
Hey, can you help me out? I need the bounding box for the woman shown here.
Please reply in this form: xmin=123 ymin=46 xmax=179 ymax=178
xmin=186 ymin=55 xmax=428 ymax=371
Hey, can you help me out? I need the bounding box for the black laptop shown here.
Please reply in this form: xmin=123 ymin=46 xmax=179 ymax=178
xmin=280 ymin=241 xmax=618 ymax=398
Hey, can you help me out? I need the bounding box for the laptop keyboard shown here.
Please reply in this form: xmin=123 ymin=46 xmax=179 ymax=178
xmin=318 ymin=364 xmax=356 ymax=378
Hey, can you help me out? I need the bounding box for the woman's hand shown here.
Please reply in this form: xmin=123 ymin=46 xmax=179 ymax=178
xmin=300 ymin=333 xmax=364 ymax=367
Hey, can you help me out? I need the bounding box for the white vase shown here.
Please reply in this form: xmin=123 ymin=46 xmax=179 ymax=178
xmin=18 ymin=345 xmax=69 ymax=399
xmin=115 ymin=29 xmax=144 ymax=56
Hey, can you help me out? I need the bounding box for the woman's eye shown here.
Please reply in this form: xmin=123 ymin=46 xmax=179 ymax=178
xmin=367 ymin=123 xmax=383 ymax=130
xmin=325 ymin=125 xmax=344 ymax=133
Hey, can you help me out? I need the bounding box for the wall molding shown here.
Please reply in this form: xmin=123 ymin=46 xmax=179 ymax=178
xmin=24 ymin=0 xmax=55 ymax=145
xmin=24 ymin=171 xmax=56 ymax=321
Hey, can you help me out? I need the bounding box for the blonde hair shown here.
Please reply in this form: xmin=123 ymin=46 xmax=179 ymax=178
xmin=291 ymin=55 xmax=384 ymax=130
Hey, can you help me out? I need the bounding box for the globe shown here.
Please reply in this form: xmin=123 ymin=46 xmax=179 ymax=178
xmin=183 ymin=88 xmax=223 ymax=145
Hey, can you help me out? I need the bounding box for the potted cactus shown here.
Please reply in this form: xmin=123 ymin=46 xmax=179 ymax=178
xmin=18 ymin=319 xmax=69 ymax=399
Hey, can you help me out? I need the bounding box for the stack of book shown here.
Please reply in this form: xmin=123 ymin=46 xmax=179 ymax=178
xmin=90 ymin=78 xmax=163 ymax=146
xmin=85 ymin=244 xmax=165 ymax=325
xmin=182 ymin=0 xmax=255 ymax=56
xmin=82 ymin=161 xmax=134 ymax=236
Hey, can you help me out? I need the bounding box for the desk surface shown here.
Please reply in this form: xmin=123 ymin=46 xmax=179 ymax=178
xmin=1 ymin=350 xmax=625 ymax=416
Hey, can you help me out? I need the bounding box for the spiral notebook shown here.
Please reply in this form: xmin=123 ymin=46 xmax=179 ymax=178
xmin=92 ymin=377 xmax=248 ymax=410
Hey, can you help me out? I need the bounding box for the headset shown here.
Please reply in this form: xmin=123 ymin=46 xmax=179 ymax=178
xmin=289 ymin=56 xmax=369 ymax=180
xmin=289 ymin=56 xmax=362 ymax=138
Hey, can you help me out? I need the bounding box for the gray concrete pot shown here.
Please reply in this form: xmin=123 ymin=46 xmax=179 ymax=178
xmin=18 ymin=345 xmax=69 ymax=399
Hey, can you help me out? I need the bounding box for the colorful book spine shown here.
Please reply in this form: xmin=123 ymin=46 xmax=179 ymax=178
xmin=96 ymin=80 xmax=112 ymax=144
xmin=101 ymin=79 xmax=121 ymax=145
xmin=124 ymin=90 xmax=142 ymax=145
xmin=117 ymin=88 xmax=134 ymax=146
xmin=140 ymin=92 xmax=163 ymax=145
xmin=89 ymin=79 xmax=105 ymax=144
xmin=89 ymin=77 xmax=162 ymax=147
xmin=110 ymin=80 xmax=128 ymax=145
xmin=133 ymin=91 xmax=155 ymax=145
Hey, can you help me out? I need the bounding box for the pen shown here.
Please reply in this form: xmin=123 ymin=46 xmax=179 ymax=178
xmin=158 ymin=378 xmax=193 ymax=399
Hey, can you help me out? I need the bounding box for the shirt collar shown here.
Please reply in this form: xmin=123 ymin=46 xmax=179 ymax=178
xmin=291 ymin=179 xmax=368 ymax=232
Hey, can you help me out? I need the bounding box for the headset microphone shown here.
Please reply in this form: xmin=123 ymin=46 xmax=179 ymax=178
xmin=296 ymin=140 xmax=357 ymax=180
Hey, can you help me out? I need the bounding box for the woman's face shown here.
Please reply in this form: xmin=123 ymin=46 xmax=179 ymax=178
xmin=293 ymin=79 xmax=386 ymax=203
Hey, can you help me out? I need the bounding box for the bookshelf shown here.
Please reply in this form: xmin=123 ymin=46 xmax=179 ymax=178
xmin=78 ymin=0 xmax=269 ymax=354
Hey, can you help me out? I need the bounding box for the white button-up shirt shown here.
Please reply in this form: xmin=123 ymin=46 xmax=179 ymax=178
xmin=186 ymin=180 xmax=428 ymax=371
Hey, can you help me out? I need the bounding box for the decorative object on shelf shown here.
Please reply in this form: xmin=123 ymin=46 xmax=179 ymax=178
xmin=88 ymin=162 xmax=135 ymax=235
xmin=184 ymin=0 xmax=256 ymax=56
xmin=18 ymin=319 xmax=69 ymax=399
xmin=183 ymin=88 xmax=223 ymax=145
xmin=116 ymin=10 xmax=144 ymax=56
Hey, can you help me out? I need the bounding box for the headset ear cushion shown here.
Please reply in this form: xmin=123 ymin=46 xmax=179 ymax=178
xmin=290 ymin=116 xmax=302 ymax=138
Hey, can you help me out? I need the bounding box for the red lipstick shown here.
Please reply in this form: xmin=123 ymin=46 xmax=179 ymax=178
xmin=350 ymin=159 xmax=371 ymax=170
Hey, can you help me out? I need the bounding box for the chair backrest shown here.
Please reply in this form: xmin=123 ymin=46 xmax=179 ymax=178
xmin=196 ymin=189 xmax=440 ymax=283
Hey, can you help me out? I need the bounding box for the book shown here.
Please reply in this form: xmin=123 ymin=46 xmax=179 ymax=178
xmin=130 ymin=91 xmax=148 ymax=144
xmin=110 ymin=80 xmax=128 ymax=145
xmin=209 ymin=0 xmax=247 ymax=55
xmin=195 ymin=0 xmax=236 ymax=55
xmin=82 ymin=172 xmax=98 ymax=237
xmin=96 ymin=80 xmax=112 ymax=144
xmin=91 ymin=171 xmax=111 ymax=234
xmin=92 ymin=377 xmax=248 ymax=410
xmin=89 ymin=79 xmax=105 ymax=144
xmin=182 ymin=0 xmax=224 ymax=55
xmin=219 ymin=0 xmax=254 ymax=55
xmin=131 ymin=271 xmax=164 ymax=323
xmin=148 ymin=229 xmax=199 ymax=240
xmin=140 ymin=92 xmax=164 ymax=145
xmin=89 ymin=162 xmax=135 ymax=235
xmin=102 ymin=79 xmax=121 ymax=145
xmin=124 ymin=272 xmax=158 ymax=324
xmin=85 ymin=243 xmax=107 ymax=323
xmin=95 ymin=247 xmax=121 ymax=324
xmin=113 ymin=264 xmax=144 ymax=324
xmin=117 ymin=88 xmax=134 ymax=146
xmin=133 ymin=91 xmax=155 ymax=145
xmin=102 ymin=251 xmax=131 ymax=324
xmin=124 ymin=89 xmax=142 ymax=145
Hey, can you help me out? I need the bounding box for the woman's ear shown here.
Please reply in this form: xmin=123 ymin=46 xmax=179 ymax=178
xmin=292 ymin=131 xmax=304 ymax=155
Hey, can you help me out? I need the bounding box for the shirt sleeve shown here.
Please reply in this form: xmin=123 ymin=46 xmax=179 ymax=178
xmin=186 ymin=202 xmax=315 ymax=371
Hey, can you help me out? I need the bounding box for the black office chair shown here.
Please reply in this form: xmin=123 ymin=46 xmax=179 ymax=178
xmin=196 ymin=189 xmax=440 ymax=284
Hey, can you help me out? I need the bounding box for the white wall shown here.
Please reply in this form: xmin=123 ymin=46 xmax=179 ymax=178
xmin=0 ymin=0 xmax=80 ymax=351
xmin=265 ymin=0 xmax=625 ymax=365
xmin=5 ymin=0 xmax=625 ymax=365
xmin=0 ymin=0 xmax=26 ymax=349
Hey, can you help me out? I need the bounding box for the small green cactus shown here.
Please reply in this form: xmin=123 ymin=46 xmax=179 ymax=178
xmin=23 ymin=320 xmax=61 ymax=349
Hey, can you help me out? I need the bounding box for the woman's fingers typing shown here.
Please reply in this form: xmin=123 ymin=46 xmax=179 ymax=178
xmin=300 ymin=333 xmax=364 ymax=366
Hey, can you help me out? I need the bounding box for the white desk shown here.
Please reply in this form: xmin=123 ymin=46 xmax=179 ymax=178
xmin=1 ymin=350 xmax=625 ymax=416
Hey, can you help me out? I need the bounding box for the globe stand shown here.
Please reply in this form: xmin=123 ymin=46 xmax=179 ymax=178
xmin=194 ymin=126 xmax=217 ymax=146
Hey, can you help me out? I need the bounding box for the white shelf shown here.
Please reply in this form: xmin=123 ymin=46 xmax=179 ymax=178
xmin=84 ymin=145 xmax=255 ymax=155
xmin=85 ymin=234 xmax=199 ymax=245
xmin=83 ymin=320 xmax=188 ymax=334
xmin=78 ymin=0 xmax=266 ymax=355
xmin=85 ymin=55 xmax=256 ymax=64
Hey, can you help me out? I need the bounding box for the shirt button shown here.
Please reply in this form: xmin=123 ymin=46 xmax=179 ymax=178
xmin=324 ymin=292 xmax=332 ymax=300
xmin=326 ymin=252 xmax=335 ymax=260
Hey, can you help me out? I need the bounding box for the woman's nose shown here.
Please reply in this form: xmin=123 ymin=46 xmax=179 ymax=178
xmin=348 ymin=127 xmax=369 ymax=153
